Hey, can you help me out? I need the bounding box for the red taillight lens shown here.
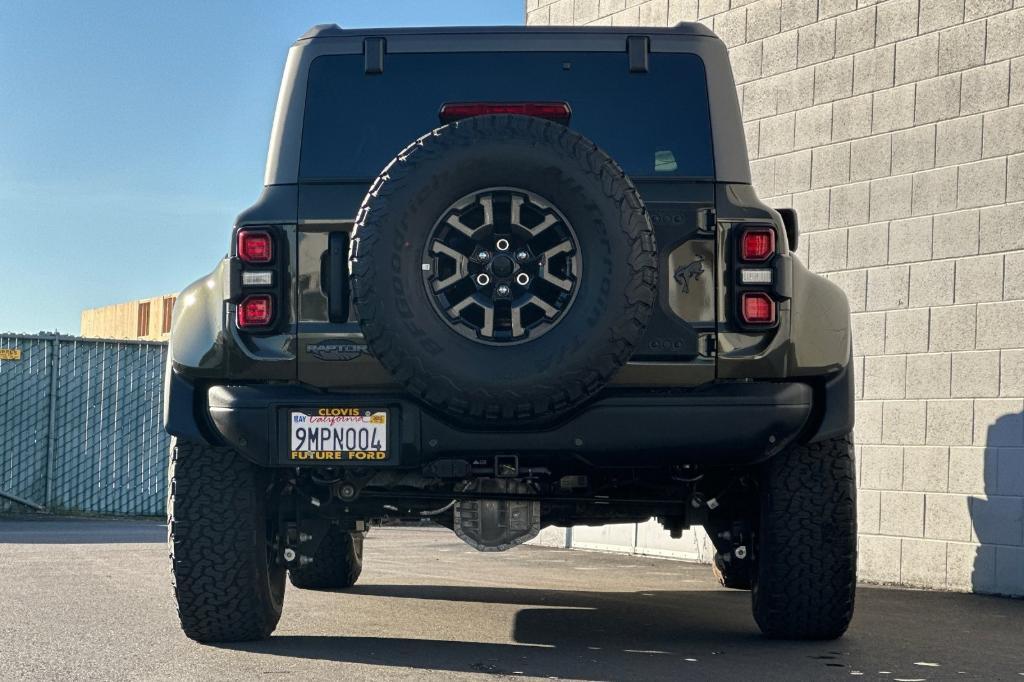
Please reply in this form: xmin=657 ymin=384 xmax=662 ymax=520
xmin=237 ymin=230 xmax=273 ymax=263
xmin=439 ymin=101 xmax=572 ymax=124
xmin=237 ymin=295 xmax=273 ymax=328
xmin=741 ymin=229 xmax=775 ymax=261
xmin=741 ymin=292 xmax=776 ymax=324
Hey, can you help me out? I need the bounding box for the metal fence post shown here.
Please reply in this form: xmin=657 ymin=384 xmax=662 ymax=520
xmin=43 ymin=335 xmax=61 ymax=509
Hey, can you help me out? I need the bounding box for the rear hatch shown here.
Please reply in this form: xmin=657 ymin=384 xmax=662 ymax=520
xmin=294 ymin=47 xmax=717 ymax=388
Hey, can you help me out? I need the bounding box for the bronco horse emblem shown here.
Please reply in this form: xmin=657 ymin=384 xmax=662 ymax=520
xmin=673 ymin=255 xmax=705 ymax=294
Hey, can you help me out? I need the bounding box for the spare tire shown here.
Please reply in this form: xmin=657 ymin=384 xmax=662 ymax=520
xmin=351 ymin=114 xmax=656 ymax=424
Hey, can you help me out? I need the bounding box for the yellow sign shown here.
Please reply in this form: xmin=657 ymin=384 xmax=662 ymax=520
xmin=0 ymin=349 xmax=21 ymax=361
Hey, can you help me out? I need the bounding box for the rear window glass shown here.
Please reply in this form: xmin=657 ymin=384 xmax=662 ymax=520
xmin=299 ymin=51 xmax=714 ymax=180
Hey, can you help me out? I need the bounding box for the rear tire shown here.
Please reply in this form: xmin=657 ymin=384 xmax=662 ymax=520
xmin=288 ymin=528 xmax=364 ymax=590
xmin=752 ymin=433 xmax=856 ymax=639
xmin=167 ymin=439 xmax=285 ymax=642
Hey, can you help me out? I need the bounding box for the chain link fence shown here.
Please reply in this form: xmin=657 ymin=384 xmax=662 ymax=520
xmin=0 ymin=334 xmax=169 ymax=516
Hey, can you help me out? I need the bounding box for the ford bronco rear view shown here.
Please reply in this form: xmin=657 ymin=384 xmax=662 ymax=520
xmin=165 ymin=23 xmax=855 ymax=643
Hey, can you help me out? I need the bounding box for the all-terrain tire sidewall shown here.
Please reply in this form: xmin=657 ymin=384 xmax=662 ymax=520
xmin=288 ymin=528 xmax=364 ymax=590
xmin=167 ymin=438 xmax=285 ymax=642
xmin=752 ymin=433 xmax=857 ymax=640
xmin=351 ymin=114 xmax=656 ymax=422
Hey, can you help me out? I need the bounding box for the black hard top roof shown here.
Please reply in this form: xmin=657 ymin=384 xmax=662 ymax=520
xmin=297 ymin=23 xmax=716 ymax=43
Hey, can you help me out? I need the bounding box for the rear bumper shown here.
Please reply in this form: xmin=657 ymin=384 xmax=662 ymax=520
xmin=200 ymin=381 xmax=817 ymax=469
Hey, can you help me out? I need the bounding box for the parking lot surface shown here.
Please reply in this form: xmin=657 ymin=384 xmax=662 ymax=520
xmin=0 ymin=517 xmax=1021 ymax=681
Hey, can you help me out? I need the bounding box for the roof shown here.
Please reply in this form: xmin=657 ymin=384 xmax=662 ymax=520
xmin=296 ymin=23 xmax=716 ymax=43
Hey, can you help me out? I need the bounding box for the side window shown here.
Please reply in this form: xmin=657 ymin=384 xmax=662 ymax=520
xmin=161 ymin=296 xmax=176 ymax=334
xmin=137 ymin=302 xmax=151 ymax=338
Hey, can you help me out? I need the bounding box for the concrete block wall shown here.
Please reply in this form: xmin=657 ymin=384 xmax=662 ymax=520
xmin=526 ymin=0 xmax=1024 ymax=595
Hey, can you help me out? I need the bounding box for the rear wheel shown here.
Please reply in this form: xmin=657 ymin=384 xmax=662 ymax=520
xmin=289 ymin=527 xmax=364 ymax=590
xmin=167 ymin=439 xmax=285 ymax=642
xmin=752 ymin=433 xmax=856 ymax=639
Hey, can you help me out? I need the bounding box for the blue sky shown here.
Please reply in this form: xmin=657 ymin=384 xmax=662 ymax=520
xmin=0 ymin=0 xmax=523 ymax=334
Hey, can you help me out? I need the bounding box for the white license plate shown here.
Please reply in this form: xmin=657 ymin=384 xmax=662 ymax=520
xmin=287 ymin=408 xmax=388 ymax=464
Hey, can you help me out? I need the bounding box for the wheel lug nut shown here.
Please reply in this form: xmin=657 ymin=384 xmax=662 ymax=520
xmin=515 ymin=250 xmax=529 ymax=261
xmin=515 ymin=272 xmax=530 ymax=286
xmin=475 ymin=273 xmax=491 ymax=286
xmin=476 ymin=249 xmax=490 ymax=261
xmin=496 ymin=284 xmax=511 ymax=297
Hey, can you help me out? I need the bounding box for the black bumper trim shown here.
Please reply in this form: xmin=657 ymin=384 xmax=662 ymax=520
xmin=205 ymin=382 xmax=813 ymax=469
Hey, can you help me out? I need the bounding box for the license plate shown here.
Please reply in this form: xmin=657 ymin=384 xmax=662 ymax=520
xmin=287 ymin=408 xmax=389 ymax=464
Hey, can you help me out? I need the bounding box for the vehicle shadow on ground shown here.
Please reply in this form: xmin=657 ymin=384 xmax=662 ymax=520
xmin=219 ymin=583 xmax=1023 ymax=680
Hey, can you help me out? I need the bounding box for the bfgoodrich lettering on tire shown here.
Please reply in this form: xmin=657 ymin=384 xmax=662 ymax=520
xmin=350 ymin=114 xmax=657 ymax=424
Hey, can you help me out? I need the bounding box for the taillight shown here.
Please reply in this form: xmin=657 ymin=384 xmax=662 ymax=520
xmin=439 ymin=101 xmax=572 ymax=124
xmin=237 ymin=229 xmax=273 ymax=263
xmin=741 ymin=228 xmax=775 ymax=261
xmin=237 ymin=295 xmax=273 ymax=328
xmin=741 ymin=292 xmax=776 ymax=325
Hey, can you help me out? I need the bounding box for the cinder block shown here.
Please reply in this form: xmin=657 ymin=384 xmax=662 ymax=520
xmin=855 ymin=355 xmax=864 ymax=398
xmin=751 ymin=158 xmax=776 ymax=197
xmin=611 ymin=7 xmax=642 ymax=24
xmin=1006 ymin=252 xmax=1024 ymax=301
xmin=910 ymin=260 xmax=955 ymax=308
xmin=668 ymin=0 xmax=699 ymax=22
xmin=848 ymin=222 xmax=890 ymax=268
xmin=965 ymin=0 xmax=1012 ymax=21
xmin=774 ymin=150 xmax=812 ymax=193
xmin=892 ymin=125 xmax=936 ymax=175
xmin=880 ymin=491 xmax=926 ymax=536
xmin=836 ymin=5 xmax=875 ymax=56
xmin=885 ymin=308 xmax=930 ymax=354
xmin=850 ymin=134 xmax=891 ymax=183
xmin=866 ymin=264 xmax=910 ymax=310
xmin=858 ymin=534 xmax=902 ymax=584
xmin=527 ymin=6 xmax=551 ymax=23
xmin=948 ymin=445 xmax=996 ymax=493
xmin=901 ymin=538 xmax=949 ymax=587
xmin=856 ymin=399 xmax=884 ymax=442
xmin=759 ymin=112 xmax=796 ymax=156
xmin=994 ymin=546 xmax=1024 ymax=596
xmin=774 ymin=65 xmax=816 ymax=113
xmin=961 ymin=61 xmax=1010 ymax=115
xmin=744 ymin=121 xmax=760 ymax=160
xmin=1008 ymin=153 xmax=1024 ymax=202
xmin=715 ymin=6 xmax=747 ymax=45
xmin=889 ymin=216 xmax=933 ymax=264
xmin=951 ymin=350 xmax=1001 ymax=397
xmin=935 ymin=115 xmax=983 ymax=167
xmin=896 ymin=33 xmax=939 ymax=86
xmin=833 ymin=94 xmax=873 ymax=142
xmin=574 ymin=0 xmax=602 ymax=23
xmin=984 ymin=7 xmax=1024 ymax=63
xmin=853 ymin=311 xmax=887 ymax=355
xmin=807 ymin=227 xmax=848 ymax=272
xmin=1012 ymin=57 xmax=1024 ymax=105
xmin=797 ymin=18 xmax=836 ymax=66
xmin=762 ymin=30 xmax=797 ymax=76
xmin=955 ymin=254 xmax=1004 ymax=304
xmin=883 ymin=400 xmax=927 ymax=444
xmin=912 ymin=166 xmax=958 ymax=216
xmin=997 ymin=448 xmax=1024 ymax=495
xmin=873 ymin=84 xmax=916 ymax=133
xmin=859 ymin=489 xmax=882 ymax=533
xmin=928 ymin=304 xmax=977 ymax=351
xmin=976 ymin=300 xmax=1024 ymax=350
xmin=811 ymin=142 xmax=851 ymax=188
xmin=860 ymin=444 xmax=904 ymax=488
xmin=869 ymin=174 xmax=913 ymax=222
xmin=926 ymin=493 xmax=974 ymax=540
xmin=932 ymin=209 xmax=979 ymax=258
xmin=698 ymin=0 xmax=727 ymax=19
xmin=903 ymin=445 xmax=950 ymax=491
xmin=919 ymin=0 xmax=965 ymax=32
xmin=981 ymin=105 xmax=1024 ymax=158
xmin=906 ymin=352 xmax=952 ymax=398
xmin=791 ymin=187 xmax=830 ymax=230
xmin=549 ymin=0 xmax=575 ymax=23
xmin=915 ymin=73 xmax=962 ymax=125
xmin=731 ymin=41 xmax=763 ymax=84
xmin=830 ymin=181 xmax=871 ymax=227
xmin=747 ymin=0 xmax=781 ymax=40
xmin=972 ymin=397 xmax=1024 ymax=445
xmin=820 ymin=0 xmax=856 ymax=18
xmin=876 ymin=0 xmax=920 ymax=45
xmin=814 ymin=56 xmax=854 ymax=104
xmin=927 ymin=399 xmax=975 ymax=445
xmin=854 ymin=44 xmax=896 ymax=95
xmin=1001 ymin=349 xmax=1024 ymax=397
xmin=947 ymin=541 xmax=997 ymax=592
xmin=864 ymin=354 xmax=907 ymax=398
xmin=827 ymin=269 xmax=867 ymax=311
xmin=938 ymin=20 xmax=987 ymax=74
xmin=971 ymin=496 xmax=1024 ymax=545
xmin=794 ymin=103 xmax=833 ymax=150
xmin=638 ymin=0 xmax=670 ymax=25
xmin=781 ymin=0 xmax=818 ymax=30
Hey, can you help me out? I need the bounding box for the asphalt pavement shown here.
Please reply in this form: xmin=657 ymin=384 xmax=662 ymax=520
xmin=0 ymin=517 xmax=1021 ymax=681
